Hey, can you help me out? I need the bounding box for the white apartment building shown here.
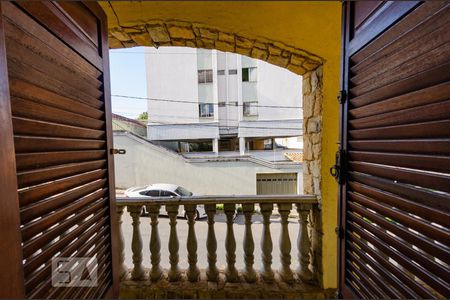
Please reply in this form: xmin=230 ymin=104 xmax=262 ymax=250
xmin=145 ymin=47 xmax=302 ymax=155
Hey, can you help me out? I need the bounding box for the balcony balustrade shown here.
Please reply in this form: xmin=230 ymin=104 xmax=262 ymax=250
xmin=116 ymin=195 xmax=328 ymax=299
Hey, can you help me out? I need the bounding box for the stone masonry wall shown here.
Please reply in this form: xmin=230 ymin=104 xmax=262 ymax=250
xmin=301 ymin=66 xmax=323 ymax=287
xmin=302 ymin=67 xmax=322 ymax=197
xmin=108 ymin=20 xmax=323 ymax=76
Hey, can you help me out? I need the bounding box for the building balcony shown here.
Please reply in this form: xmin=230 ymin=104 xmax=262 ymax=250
xmin=238 ymin=119 xmax=302 ymax=139
xmin=182 ymin=149 xmax=303 ymax=170
xmin=116 ymin=195 xmax=332 ymax=299
xmin=148 ymin=123 xmax=220 ymax=141
xmin=147 ymin=119 xmax=302 ymax=142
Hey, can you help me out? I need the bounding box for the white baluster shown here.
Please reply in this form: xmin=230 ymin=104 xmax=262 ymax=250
xmin=116 ymin=206 xmax=127 ymax=279
xmin=260 ymin=203 xmax=274 ymax=282
xmin=186 ymin=204 xmax=200 ymax=282
xmin=205 ymin=204 xmax=219 ymax=282
xmin=278 ymin=203 xmax=294 ymax=283
xmin=297 ymin=203 xmax=313 ymax=282
xmin=224 ymin=203 xmax=239 ymax=282
xmin=242 ymin=203 xmax=256 ymax=283
xmin=166 ymin=204 xmax=181 ymax=281
xmin=128 ymin=205 xmax=145 ymax=280
xmin=147 ymin=204 xmax=162 ymax=281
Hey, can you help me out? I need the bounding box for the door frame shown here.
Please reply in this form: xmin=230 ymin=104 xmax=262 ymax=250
xmin=336 ymin=1 xmax=351 ymax=298
xmin=84 ymin=3 xmax=120 ymax=297
xmin=0 ymin=2 xmax=26 ymax=297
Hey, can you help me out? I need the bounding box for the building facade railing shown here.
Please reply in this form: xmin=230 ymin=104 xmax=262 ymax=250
xmin=116 ymin=195 xmax=320 ymax=293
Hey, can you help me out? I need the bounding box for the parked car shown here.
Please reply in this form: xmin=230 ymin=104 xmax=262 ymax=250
xmin=124 ymin=184 xmax=206 ymax=219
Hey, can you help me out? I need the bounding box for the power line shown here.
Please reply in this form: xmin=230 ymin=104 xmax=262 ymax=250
xmin=114 ymin=109 xmax=302 ymax=122
xmin=114 ymin=110 xmax=302 ymax=126
xmin=113 ymin=113 xmax=302 ymax=131
xmin=112 ymin=94 xmax=303 ymax=109
xmin=117 ymin=111 xmax=241 ymax=122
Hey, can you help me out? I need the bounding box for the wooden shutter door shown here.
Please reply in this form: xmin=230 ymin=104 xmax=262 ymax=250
xmin=339 ymin=1 xmax=450 ymax=299
xmin=1 ymin=2 xmax=118 ymax=298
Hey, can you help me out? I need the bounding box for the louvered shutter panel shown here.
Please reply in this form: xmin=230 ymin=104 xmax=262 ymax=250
xmin=2 ymin=2 xmax=117 ymax=298
xmin=340 ymin=2 xmax=450 ymax=299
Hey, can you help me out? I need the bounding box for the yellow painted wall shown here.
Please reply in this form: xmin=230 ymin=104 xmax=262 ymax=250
xmin=320 ymin=51 xmax=340 ymax=290
xmin=101 ymin=1 xmax=341 ymax=289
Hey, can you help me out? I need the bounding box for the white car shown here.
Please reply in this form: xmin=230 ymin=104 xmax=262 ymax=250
xmin=124 ymin=184 xmax=206 ymax=219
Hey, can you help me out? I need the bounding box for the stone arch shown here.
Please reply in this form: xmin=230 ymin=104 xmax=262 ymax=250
xmin=108 ymin=20 xmax=323 ymax=76
xmin=107 ymin=17 xmax=325 ymax=286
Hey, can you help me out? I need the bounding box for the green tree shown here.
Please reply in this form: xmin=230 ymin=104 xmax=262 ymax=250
xmin=137 ymin=111 xmax=148 ymax=121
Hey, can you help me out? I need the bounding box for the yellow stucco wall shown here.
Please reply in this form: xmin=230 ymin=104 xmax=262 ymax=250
xmin=320 ymin=55 xmax=340 ymax=290
xmin=101 ymin=1 xmax=341 ymax=289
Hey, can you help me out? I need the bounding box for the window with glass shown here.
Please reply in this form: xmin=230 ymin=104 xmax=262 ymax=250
xmin=160 ymin=190 xmax=176 ymax=197
xmin=199 ymin=103 xmax=214 ymax=118
xmin=198 ymin=69 xmax=213 ymax=83
xmin=243 ymin=101 xmax=258 ymax=117
xmin=217 ymin=69 xmax=225 ymax=75
xmin=141 ymin=190 xmax=160 ymax=197
xmin=175 ymin=186 xmax=193 ymax=196
xmin=242 ymin=67 xmax=257 ymax=82
xmin=264 ymin=139 xmax=273 ymax=150
xmin=228 ymin=69 xmax=238 ymax=75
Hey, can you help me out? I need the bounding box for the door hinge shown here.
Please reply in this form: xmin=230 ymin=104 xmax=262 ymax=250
xmin=110 ymin=148 xmax=126 ymax=155
xmin=337 ymin=90 xmax=347 ymax=104
xmin=335 ymin=226 xmax=344 ymax=239
xmin=330 ymin=149 xmax=347 ymax=184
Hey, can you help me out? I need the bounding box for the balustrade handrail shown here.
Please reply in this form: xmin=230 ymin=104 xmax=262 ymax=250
xmin=116 ymin=194 xmax=318 ymax=206
xmin=115 ymin=193 xmax=320 ymax=287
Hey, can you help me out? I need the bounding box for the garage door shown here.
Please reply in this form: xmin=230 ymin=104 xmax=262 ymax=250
xmin=257 ymin=173 xmax=298 ymax=195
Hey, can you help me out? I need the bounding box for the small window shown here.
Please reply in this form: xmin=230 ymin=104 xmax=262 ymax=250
xmin=218 ymin=102 xmax=226 ymax=107
xmin=175 ymin=186 xmax=193 ymax=196
xmin=243 ymin=101 xmax=258 ymax=117
xmin=242 ymin=67 xmax=257 ymax=82
xmin=198 ymin=69 xmax=213 ymax=83
xmin=199 ymin=103 xmax=214 ymax=118
xmin=217 ymin=70 xmax=225 ymax=75
xmin=145 ymin=190 xmax=160 ymax=197
xmin=160 ymin=190 xmax=176 ymax=197
xmin=228 ymin=69 xmax=237 ymax=75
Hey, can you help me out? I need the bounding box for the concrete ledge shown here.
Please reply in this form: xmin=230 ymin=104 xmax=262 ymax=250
xmin=120 ymin=269 xmax=336 ymax=299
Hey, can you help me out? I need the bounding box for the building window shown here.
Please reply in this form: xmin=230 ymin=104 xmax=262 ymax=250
xmin=264 ymin=139 xmax=273 ymax=150
xmin=242 ymin=67 xmax=257 ymax=82
xmin=243 ymin=101 xmax=258 ymax=117
xmin=228 ymin=69 xmax=237 ymax=75
xmin=218 ymin=102 xmax=226 ymax=107
xmin=198 ymin=69 xmax=213 ymax=83
xmin=199 ymin=103 xmax=214 ymax=118
xmin=217 ymin=69 xmax=225 ymax=75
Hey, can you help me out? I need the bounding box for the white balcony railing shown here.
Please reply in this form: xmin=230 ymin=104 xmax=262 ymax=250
xmin=116 ymin=195 xmax=320 ymax=296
